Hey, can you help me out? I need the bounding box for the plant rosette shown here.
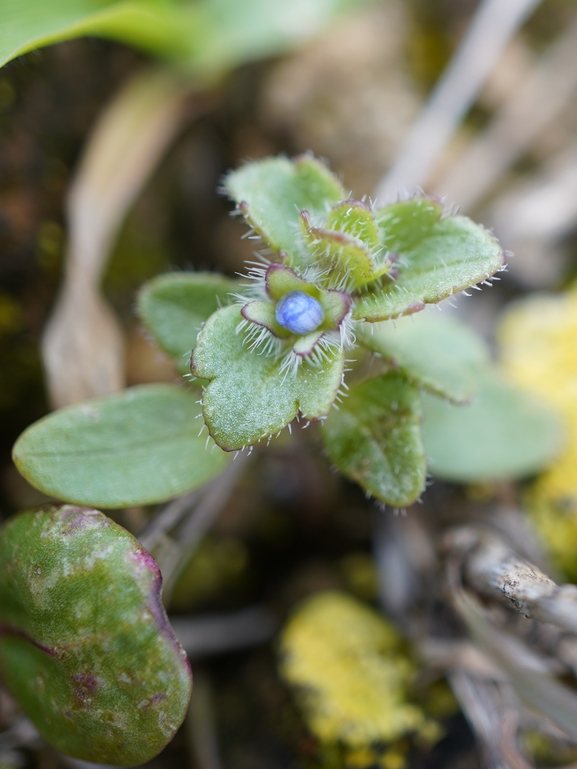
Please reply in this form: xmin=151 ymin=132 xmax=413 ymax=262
xmin=189 ymin=156 xmax=504 ymax=467
xmin=16 ymin=155 xmax=561 ymax=512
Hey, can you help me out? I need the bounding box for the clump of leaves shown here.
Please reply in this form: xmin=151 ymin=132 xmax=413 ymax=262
xmin=278 ymin=591 xmax=435 ymax=759
xmin=0 ymin=505 xmax=191 ymax=765
xmin=13 ymin=154 xmax=561 ymax=511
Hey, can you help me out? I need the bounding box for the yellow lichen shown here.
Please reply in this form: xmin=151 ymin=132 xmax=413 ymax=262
xmin=279 ymin=591 xmax=426 ymax=751
xmin=498 ymin=287 xmax=577 ymax=577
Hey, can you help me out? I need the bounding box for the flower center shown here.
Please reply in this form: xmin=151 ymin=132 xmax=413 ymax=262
xmin=275 ymin=291 xmax=325 ymax=335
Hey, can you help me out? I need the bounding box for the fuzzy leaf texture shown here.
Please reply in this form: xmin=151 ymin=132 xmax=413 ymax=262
xmin=322 ymin=373 xmax=426 ymax=507
xmin=354 ymin=200 xmax=504 ymax=321
xmin=422 ymin=371 xmax=563 ymax=482
xmin=13 ymin=384 xmax=230 ymax=508
xmin=137 ymin=271 xmax=237 ymax=371
xmin=357 ymin=312 xmax=489 ymax=404
xmin=0 ymin=505 xmax=191 ymax=765
xmin=191 ymin=305 xmax=344 ymax=450
xmin=224 ymin=155 xmax=345 ymax=264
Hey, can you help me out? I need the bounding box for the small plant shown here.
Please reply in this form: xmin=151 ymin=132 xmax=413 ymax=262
xmin=3 ymin=154 xmax=562 ymax=765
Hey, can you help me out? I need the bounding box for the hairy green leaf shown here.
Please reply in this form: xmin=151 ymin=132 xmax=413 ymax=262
xmin=137 ymin=271 xmax=237 ymax=362
xmin=13 ymin=384 xmax=230 ymax=508
xmin=422 ymin=372 xmax=563 ymax=482
xmin=0 ymin=505 xmax=191 ymax=765
xmin=322 ymin=373 xmax=426 ymax=507
xmin=354 ymin=205 xmax=504 ymax=321
xmin=356 ymin=312 xmax=489 ymax=403
xmin=191 ymin=305 xmax=344 ymax=450
xmin=225 ymin=156 xmax=345 ymax=264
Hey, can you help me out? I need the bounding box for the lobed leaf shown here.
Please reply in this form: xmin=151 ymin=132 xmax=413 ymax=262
xmin=191 ymin=305 xmax=344 ymax=450
xmin=225 ymin=156 xmax=345 ymax=264
xmin=137 ymin=271 xmax=237 ymax=364
xmin=13 ymin=384 xmax=230 ymax=508
xmin=356 ymin=312 xmax=489 ymax=403
xmin=354 ymin=205 xmax=504 ymax=321
xmin=422 ymin=371 xmax=563 ymax=482
xmin=322 ymin=373 xmax=426 ymax=507
xmin=0 ymin=505 xmax=191 ymax=765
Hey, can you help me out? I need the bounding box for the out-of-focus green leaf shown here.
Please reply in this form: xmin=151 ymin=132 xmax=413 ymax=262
xmin=322 ymin=373 xmax=426 ymax=507
xmin=191 ymin=305 xmax=344 ymax=451
xmin=354 ymin=203 xmax=504 ymax=321
xmin=0 ymin=505 xmax=191 ymax=765
xmin=422 ymin=372 xmax=563 ymax=482
xmin=0 ymin=0 xmax=368 ymax=73
xmin=0 ymin=1 xmax=198 ymax=69
xmin=137 ymin=271 xmax=237 ymax=362
xmin=357 ymin=313 xmax=489 ymax=403
xmin=225 ymin=156 xmax=345 ymax=265
xmin=12 ymin=384 xmax=229 ymax=508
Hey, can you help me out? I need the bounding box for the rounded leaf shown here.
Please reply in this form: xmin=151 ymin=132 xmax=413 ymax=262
xmin=422 ymin=372 xmax=563 ymax=482
xmin=13 ymin=384 xmax=230 ymax=508
xmin=0 ymin=505 xmax=192 ymax=765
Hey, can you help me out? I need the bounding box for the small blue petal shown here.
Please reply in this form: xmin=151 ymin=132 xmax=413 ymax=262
xmin=275 ymin=291 xmax=325 ymax=335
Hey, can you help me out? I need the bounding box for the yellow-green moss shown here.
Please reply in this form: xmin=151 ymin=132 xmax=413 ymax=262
xmin=498 ymin=287 xmax=577 ymax=578
xmin=279 ymin=591 xmax=427 ymax=753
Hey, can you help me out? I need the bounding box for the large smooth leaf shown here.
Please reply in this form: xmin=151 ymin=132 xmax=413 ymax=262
xmin=0 ymin=1 xmax=197 ymax=68
xmin=0 ymin=0 xmax=367 ymax=74
xmin=353 ymin=204 xmax=504 ymax=321
xmin=356 ymin=312 xmax=489 ymax=403
xmin=422 ymin=371 xmax=563 ymax=482
xmin=0 ymin=505 xmax=191 ymax=765
xmin=137 ymin=271 xmax=237 ymax=362
xmin=225 ymin=156 xmax=345 ymax=264
xmin=322 ymin=373 xmax=426 ymax=507
xmin=13 ymin=384 xmax=230 ymax=508
xmin=191 ymin=305 xmax=344 ymax=450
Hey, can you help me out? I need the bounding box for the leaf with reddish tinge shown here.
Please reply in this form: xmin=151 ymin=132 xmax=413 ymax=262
xmin=0 ymin=505 xmax=192 ymax=766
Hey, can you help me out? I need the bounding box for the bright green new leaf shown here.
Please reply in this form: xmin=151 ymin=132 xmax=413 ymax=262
xmin=225 ymin=156 xmax=345 ymax=264
xmin=354 ymin=207 xmax=504 ymax=321
xmin=0 ymin=505 xmax=191 ymax=765
xmin=191 ymin=305 xmax=344 ymax=450
xmin=322 ymin=373 xmax=426 ymax=507
xmin=422 ymin=371 xmax=563 ymax=482
xmin=137 ymin=271 xmax=237 ymax=361
xmin=0 ymin=0 xmax=198 ymax=69
xmin=13 ymin=384 xmax=230 ymax=508
xmin=0 ymin=0 xmax=368 ymax=75
xmin=356 ymin=312 xmax=489 ymax=403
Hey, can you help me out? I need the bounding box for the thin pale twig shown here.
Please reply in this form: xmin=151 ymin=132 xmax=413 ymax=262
xmin=170 ymin=606 xmax=276 ymax=658
xmin=448 ymin=527 xmax=577 ymax=635
xmin=435 ymin=15 xmax=577 ymax=210
xmin=374 ymin=0 xmax=542 ymax=202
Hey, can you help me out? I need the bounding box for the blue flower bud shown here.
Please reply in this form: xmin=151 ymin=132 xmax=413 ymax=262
xmin=275 ymin=291 xmax=325 ymax=335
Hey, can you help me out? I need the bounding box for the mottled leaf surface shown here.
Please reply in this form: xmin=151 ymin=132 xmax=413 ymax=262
xmin=137 ymin=271 xmax=237 ymax=361
xmin=225 ymin=156 xmax=344 ymax=263
xmin=423 ymin=372 xmax=563 ymax=482
xmin=13 ymin=384 xmax=229 ymax=508
xmin=354 ymin=207 xmax=503 ymax=321
xmin=0 ymin=505 xmax=191 ymax=765
xmin=191 ymin=305 xmax=344 ymax=450
xmin=357 ymin=313 xmax=489 ymax=403
xmin=322 ymin=373 xmax=426 ymax=507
